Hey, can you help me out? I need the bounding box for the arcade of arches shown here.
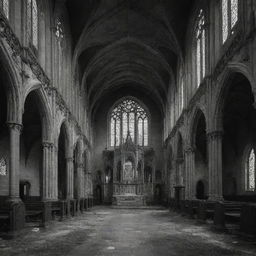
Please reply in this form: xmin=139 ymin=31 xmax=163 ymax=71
xmin=0 ymin=0 xmax=256 ymax=241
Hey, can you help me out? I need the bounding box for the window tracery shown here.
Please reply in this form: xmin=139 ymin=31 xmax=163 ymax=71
xmin=0 ymin=0 xmax=9 ymax=19
xmin=222 ymin=0 xmax=238 ymax=43
xmin=27 ymin=0 xmax=38 ymax=49
xmin=55 ymin=18 xmax=64 ymax=40
xmin=196 ymin=9 xmax=206 ymax=87
xmin=110 ymin=99 xmax=148 ymax=147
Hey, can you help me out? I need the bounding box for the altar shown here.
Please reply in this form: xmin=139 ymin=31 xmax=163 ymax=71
xmin=102 ymin=133 xmax=156 ymax=206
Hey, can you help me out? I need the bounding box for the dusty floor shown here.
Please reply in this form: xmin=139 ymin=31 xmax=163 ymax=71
xmin=0 ymin=207 xmax=256 ymax=256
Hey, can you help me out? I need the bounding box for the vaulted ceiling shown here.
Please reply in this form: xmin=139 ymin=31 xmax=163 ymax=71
xmin=66 ymin=0 xmax=195 ymax=116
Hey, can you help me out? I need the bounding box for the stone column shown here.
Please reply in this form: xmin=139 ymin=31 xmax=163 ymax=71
xmin=207 ymin=131 xmax=223 ymax=201
xmin=42 ymin=142 xmax=55 ymax=200
xmin=66 ymin=157 xmax=74 ymax=199
xmin=7 ymin=123 xmax=22 ymax=200
xmin=76 ymin=162 xmax=83 ymax=198
xmin=184 ymin=147 xmax=195 ymax=199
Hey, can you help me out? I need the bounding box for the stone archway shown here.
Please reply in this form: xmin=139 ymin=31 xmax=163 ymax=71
xmin=220 ymin=73 xmax=256 ymax=200
xmin=191 ymin=109 xmax=208 ymax=200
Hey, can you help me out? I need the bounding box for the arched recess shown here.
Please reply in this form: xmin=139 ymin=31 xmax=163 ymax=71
xmin=20 ymin=90 xmax=47 ymax=200
xmin=0 ymin=43 xmax=21 ymax=198
xmin=218 ymin=72 xmax=256 ymax=200
xmin=191 ymin=109 xmax=208 ymax=200
xmin=57 ymin=121 xmax=70 ymax=200
xmin=0 ymin=63 xmax=11 ymax=196
xmin=213 ymin=63 xmax=255 ymax=131
xmin=0 ymin=43 xmax=21 ymax=123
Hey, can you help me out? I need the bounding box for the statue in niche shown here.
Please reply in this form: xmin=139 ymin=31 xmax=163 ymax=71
xmin=123 ymin=161 xmax=133 ymax=182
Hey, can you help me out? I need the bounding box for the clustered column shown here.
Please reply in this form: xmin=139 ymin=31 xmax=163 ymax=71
xmin=8 ymin=123 xmax=22 ymax=200
xmin=42 ymin=142 xmax=56 ymax=200
xmin=184 ymin=147 xmax=195 ymax=199
xmin=207 ymin=131 xmax=223 ymax=201
xmin=76 ymin=161 xmax=84 ymax=199
xmin=66 ymin=156 xmax=74 ymax=199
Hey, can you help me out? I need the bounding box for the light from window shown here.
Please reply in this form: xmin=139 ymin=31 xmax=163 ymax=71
xmin=245 ymin=148 xmax=255 ymax=191
xmin=32 ymin=0 xmax=38 ymax=48
xmin=27 ymin=0 xmax=38 ymax=48
xmin=180 ymin=78 xmax=184 ymax=112
xmin=56 ymin=19 xmax=64 ymax=40
xmin=1 ymin=0 xmax=9 ymax=19
xmin=196 ymin=9 xmax=206 ymax=87
xmin=222 ymin=0 xmax=238 ymax=43
xmin=110 ymin=99 xmax=148 ymax=147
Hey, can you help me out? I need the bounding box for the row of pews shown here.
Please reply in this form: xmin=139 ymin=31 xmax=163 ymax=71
xmin=169 ymin=199 xmax=256 ymax=236
xmin=0 ymin=197 xmax=94 ymax=233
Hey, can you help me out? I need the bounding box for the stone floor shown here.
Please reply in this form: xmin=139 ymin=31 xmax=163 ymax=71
xmin=1 ymin=207 xmax=256 ymax=256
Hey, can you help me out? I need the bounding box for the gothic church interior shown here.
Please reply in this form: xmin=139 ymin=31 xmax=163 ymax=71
xmin=0 ymin=0 xmax=256 ymax=250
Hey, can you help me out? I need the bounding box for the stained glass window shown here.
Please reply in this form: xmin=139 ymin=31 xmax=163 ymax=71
xmin=27 ymin=0 xmax=38 ymax=48
xmin=222 ymin=0 xmax=239 ymax=43
xmin=0 ymin=0 xmax=9 ymax=19
xmin=245 ymin=149 xmax=256 ymax=191
xmin=110 ymin=99 xmax=148 ymax=147
xmin=195 ymin=9 xmax=206 ymax=87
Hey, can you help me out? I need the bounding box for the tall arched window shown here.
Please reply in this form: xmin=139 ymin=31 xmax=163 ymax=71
xmin=222 ymin=0 xmax=238 ymax=43
xmin=27 ymin=0 xmax=38 ymax=49
xmin=195 ymin=9 xmax=206 ymax=87
xmin=245 ymin=148 xmax=256 ymax=191
xmin=0 ymin=0 xmax=9 ymax=19
xmin=110 ymin=99 xmax=148 ymax=147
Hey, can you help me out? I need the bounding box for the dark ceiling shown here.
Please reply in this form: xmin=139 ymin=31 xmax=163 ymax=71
xmin=65 ymin=0 xmax=195 ymax=115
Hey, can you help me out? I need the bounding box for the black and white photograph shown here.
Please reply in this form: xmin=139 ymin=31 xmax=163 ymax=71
xmin=0 ymin=0 xmax=256 ymax=255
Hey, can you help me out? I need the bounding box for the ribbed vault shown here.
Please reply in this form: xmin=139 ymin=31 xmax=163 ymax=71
xmin=66 ymin=0 xmax=194 ymax=116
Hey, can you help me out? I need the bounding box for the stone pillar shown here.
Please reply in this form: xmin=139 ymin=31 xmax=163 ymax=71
xmin=207 ymin=131 xmax=223 ymax=201
xmin=42 ymin=142 xmax=56 ymax=200
xmin=7 ymin=123 xmax=22 ymax=200
xmin=184 ymin=147 xmax=195 ymax=199
xmin=77 ymin=163 xmax=83 ymax=198
xmin=66 ymin=157 xmax=74 ymax=199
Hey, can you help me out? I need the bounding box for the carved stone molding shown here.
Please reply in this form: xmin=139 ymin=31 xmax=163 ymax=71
xmin=42 ymin=142 xmax=54 ymax=149
xmin=207 ymin=130 xmax=223 ymax=141
xmin=184 ymin=146 xmax=195 ymax=154
xmin=7 ymin=122 xmax=23 ymax=133
xmin=186 ymin=83 xmax=206 ymax=114
xmin=66 ymin=157 xmax=73 ymax=162
xmin=0 ymin=12 xmax=89 ymax=148
xmin=0 ymin=14 xmax=22 ymax=58
xmin=212 ymin=32 xmax=243 ymax=81
xmin=77 ymin=163 xmax=84 ymax=168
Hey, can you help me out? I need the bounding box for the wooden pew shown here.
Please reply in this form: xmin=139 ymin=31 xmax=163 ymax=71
xmin=214 ymin=201 xmax=243 ymax=228
xmin=24 ymin=201 xmax=44 ymax=224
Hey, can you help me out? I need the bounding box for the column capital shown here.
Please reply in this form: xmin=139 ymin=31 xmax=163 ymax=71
xmin=207 ymin=130 xmax=223 ymax=140
xmin=77 ymin=163 xmax=84 ymax=168
xmin=7 ymin=122 xmax=23 ymax=133
xmin=66 ymin=157 xmax=73 ymax=162
xmin=184 ymin=146 xmax=195 ymax=154
xmin=42 ymin=141 xmax=54 ymax=148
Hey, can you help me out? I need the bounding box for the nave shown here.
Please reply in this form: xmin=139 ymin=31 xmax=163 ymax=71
xmin=0 ymin=207 xmax=255 ymax=256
